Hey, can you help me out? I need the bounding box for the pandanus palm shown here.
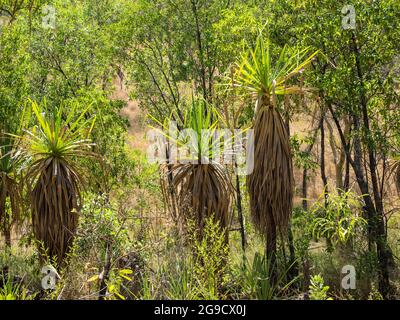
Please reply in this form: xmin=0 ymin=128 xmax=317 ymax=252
xmin=235 ymin=32 xmax=318 ymax=263
xmin=153 ymin=100 xmax=232 ymax=241
xmin=19 ymin=100 xmax=96 ymax=265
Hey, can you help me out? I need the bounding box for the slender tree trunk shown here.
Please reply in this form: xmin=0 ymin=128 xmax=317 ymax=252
xmin=283 ymin=116 xmax=298 ymax=278
xmin=234 ymin=163 xmax=246 ymax=252
xmin=161 ymin=143 xmax=181 ymax=232
xmin=320 ymin=117 xmax=329 ymax=195
xmin=326 ymin=118 xmax=345 ymax=191
xmin=4 ymin=227 xmax=11 ymax=248
xmin=344 ymin=154 xmax=350 ymax=191
xmin=343 ymin=118 xmax=351 ymax=192
xmin=191 ymin=0 xmax=208 ymax=102
xmin=302 ymin=118 xmax=321 ymax=210
xmin=302 ymin=168 xmax=308 ymax=211
xmin=99 ymin=240 xmax=112 ymax=300
xmin=320 ymin=117 xmax=333 ymax=252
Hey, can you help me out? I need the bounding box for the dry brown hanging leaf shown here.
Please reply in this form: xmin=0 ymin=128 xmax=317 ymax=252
xmin=163 ymin=163 xmax=233 ymax=242
xmin=30 ymin=158 xmax=81 ymax=265
xmin=247 ymin=96 xmax=294 ymax=246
